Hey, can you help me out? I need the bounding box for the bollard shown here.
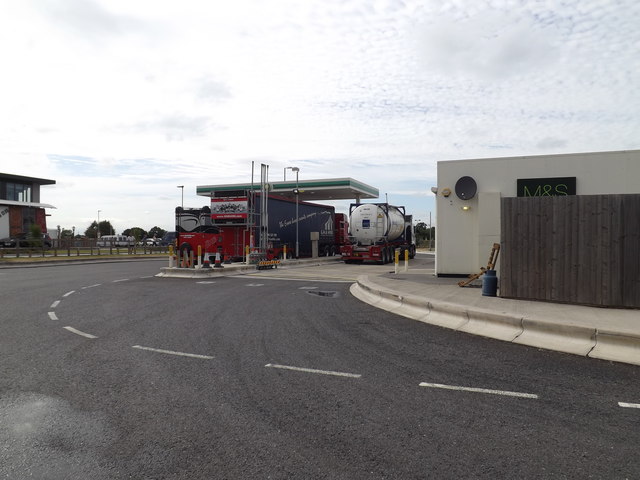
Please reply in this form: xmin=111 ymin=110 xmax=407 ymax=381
xmin=245 ymin=245 xmax=250 ymax=264
xmin=196 ymin=245 xmax=202 ymax=269
xmin=283 ymin=245 xmax=287 ymax=260
xmin=394 ymin=249 xmax=399 ymax=274
xmin=404 ymin=249 xmax=409 ymax=272
xmin=169 ymin=245 xmax=175 ymax=268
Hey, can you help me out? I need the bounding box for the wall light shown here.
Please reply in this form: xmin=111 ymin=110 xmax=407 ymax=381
xmin=461 ymin=205 xmax=471 ymax=211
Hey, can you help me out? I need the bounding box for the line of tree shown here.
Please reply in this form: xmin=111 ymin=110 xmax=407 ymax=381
xmin=55 ymin=222 xmax=167 ymax=241
xmin=415 ymin=222 xmax=435 ymax=247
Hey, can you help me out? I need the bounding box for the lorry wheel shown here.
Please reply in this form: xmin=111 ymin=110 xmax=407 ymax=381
xmin=409 ymin=245 xmax=416 ymax=259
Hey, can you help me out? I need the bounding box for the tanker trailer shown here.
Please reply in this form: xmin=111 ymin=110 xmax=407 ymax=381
xmin=341 ymin=203 xmax=416 ymax=264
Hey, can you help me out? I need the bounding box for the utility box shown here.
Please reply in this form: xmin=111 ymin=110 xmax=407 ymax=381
xmin=310 ymin=231 xmax=319 ymax=258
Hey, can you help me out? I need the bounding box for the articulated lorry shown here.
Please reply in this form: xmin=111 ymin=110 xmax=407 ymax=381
xmin=176 ymin=194 xmax=349 ymax=262
xmin=340 ymin=203 xmax=416 ymax=264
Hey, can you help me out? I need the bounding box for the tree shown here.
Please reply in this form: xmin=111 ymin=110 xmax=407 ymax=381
xmin=123 ymin=227 xmax=147 ymax=241
xmin=85 ymin=220 xmax=115 ymax=238
xmin=148 ymin=226 xmax=166 ymax=239
xmin=414 ymin=222 xmax=435 ymax=248
xmin=60 ymin=229 xmax=74 ymax=239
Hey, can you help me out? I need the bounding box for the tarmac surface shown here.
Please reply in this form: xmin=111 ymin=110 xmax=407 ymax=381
xmin=159 ymin=256 xmax=640 ymax=367
xmin=351 ymin=268 xmax=640 ymax=367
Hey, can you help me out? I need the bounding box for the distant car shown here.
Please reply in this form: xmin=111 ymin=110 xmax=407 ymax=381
xmin=144 ymin=237 xmax=159 ymax=246
xmin=0 ymin=232 xmax=52 ymax=248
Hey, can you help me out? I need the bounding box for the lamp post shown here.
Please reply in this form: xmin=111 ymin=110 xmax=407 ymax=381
xmin=97 ymin=210 xmax=101 ymax=239
xmin=177 ymin=185 xmax=184 ymax=210
xmin=285 ymin=166 xmax=300 ymax=258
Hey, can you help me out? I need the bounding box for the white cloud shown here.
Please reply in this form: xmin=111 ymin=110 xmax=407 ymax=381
xmin=0 ymin=0 xmax=638 ymax=232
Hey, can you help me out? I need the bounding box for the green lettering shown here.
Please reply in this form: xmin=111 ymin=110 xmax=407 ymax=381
xmin=524 ymin=185 xmax=543 ymax=197
xmin=555 ymin=183 xmax=568 ymax=195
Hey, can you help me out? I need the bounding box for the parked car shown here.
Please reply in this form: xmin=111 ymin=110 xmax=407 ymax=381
xmin=0 ymin=232 xmax=52 ymax=248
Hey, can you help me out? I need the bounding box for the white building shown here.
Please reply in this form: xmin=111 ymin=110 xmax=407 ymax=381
xmin=435 ymin=150 xmax=640 ymax=276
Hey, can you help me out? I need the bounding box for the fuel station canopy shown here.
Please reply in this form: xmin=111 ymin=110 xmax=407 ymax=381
xmin=197 ymin=177 xmax=379 ymax=203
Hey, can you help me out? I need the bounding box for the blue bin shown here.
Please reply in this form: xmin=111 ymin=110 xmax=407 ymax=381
xmin=482 ymin=270 xmax=498 ymax=297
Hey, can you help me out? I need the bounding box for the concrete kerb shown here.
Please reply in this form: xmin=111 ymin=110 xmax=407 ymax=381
xmin=514 ymin=317 xmax=597 ymax=356
xmin=157 ymin=255 xmax=342 ymax=278
xmin=590 ymin=330 xmax=640 ymax=366
xmin=352 ymin=274 xmax=639 ymax=364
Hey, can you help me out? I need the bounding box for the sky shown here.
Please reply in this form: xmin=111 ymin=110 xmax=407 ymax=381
xmin=1 ymin=0 xmax=639 ymax=234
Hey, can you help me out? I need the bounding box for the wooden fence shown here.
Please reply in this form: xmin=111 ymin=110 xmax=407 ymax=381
xmin=500 ymin=194 xmax=640 ymax=308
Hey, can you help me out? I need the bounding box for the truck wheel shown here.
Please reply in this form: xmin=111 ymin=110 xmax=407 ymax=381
xmin=409 ymin=245 xmax=416 ymax=259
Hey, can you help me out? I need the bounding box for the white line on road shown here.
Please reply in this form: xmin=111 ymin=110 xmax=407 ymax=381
xmin=132 ymin=345 xmax=214 ymax=360
xmin=112 ymin=278 xmax=130 ymax=283
xmin=63 ymin=326 xmax=98 ymax=339
xmin=140 ymin=276 xmax=154 ymax=279
xmin=48 ymin=312 xmax=58 ymax=321
xmin=246 ymin=283 xmax=264 ymax=287
xmin=419 ymin=382 xmax=538 ymax=399
xmin=50 ymin=300 xmax=60 ymax=309
xmin=619 ymin=402 xmax=640 ymax=409
xmin=265 ymin=363 xmax=362 ymax=378
xmin=82 ymin=284 xmax=102 ymax=289
xmin=63 ymin=290 xmax=75 ymax=297
xmin=196 ymin=281 xmax=216 ymax=284
xmin=299 ymin=286 xmax=318 ymax=289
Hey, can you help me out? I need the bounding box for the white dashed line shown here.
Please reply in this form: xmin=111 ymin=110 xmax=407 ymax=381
xmin=299 ymin=286 xmax=318 ymax=289
xmin=419 ymin=382 xmax=538 ymax=399
xmin=196 ymin=281 xmax=217 ymax=284
xmin=48 ymin=312 xmax=58 ymax=321
xmin=265 ymin=363 xmax=362 ymax=379
xmin=246 ymin=283 xmax=264 ymax=287
xmin=113 ymin=278 xmax=130 ymax=283
xmin=50 ymin=300 xmax=60 ymax=309
xmin=140 ymin=276 xmax=154 ymax=279
xmin=82 ymin=284 xmax=102 ymax=289
xmin=63 ymin=326 xmax=98 ymax=339
xmin=132 ymin=345 xmax=214 ymax=359
xmin=63 ymin=290 xmax=75 ymax=297
xmin=619 ymin=402 xmax=640 ymax=409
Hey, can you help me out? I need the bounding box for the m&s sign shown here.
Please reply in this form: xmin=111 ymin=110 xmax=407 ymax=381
xmin=517 ymin=177 xmax=576 ymax=197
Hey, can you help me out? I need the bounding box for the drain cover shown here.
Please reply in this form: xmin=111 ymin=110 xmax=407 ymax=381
xmin=306 ymin=290 xmax=339 ymax=298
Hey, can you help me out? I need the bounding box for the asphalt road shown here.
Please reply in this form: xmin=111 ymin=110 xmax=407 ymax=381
xmin=1 ymin=257 xmax=639 ymax=479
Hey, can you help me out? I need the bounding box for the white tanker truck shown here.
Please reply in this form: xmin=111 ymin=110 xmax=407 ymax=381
xmin=340 ymin=203 xmax=416 ymax=264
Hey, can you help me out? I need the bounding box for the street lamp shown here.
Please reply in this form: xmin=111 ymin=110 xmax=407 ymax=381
xmin=97 ymin=210 xmax=101 ymax=238
xmin=177 ymin=185 xmax=184 ymax=209
xmin=285 ymin=167 xmax=300 ymax=258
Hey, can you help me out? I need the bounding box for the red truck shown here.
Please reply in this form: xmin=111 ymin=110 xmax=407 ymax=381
xmin=176 ymin=194 xmax=349 ymax=262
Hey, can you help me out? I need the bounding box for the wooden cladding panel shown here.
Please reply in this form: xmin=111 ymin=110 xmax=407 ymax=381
xmin=501 ymin=194 xmax=640 ymax=308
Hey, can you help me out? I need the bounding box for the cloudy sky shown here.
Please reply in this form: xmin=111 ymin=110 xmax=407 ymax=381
xmin=1 ymin=0 xmax=639 ymax=233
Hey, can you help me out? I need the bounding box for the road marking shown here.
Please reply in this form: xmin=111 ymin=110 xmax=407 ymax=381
xmin=299 ymin=286 xmax=318 ymax=289
xmin=50 ymin=300 xmax=60 ymax=309
xmin=265 ymin=363 xmax=362 ymax=379
xmin=113 ymin=278 xmax=130 ymax=283
xmin=246 ymin=283 xmax=264 ymax=287
xmin=63 ymin=326 xmax=98 ymax=339
xmin=419 ymin=382 xmax=538 ymax=399
xmin=140 ymin=276 xmax=154 ymax=279
xmin=619 ymin=402 xmax=640 ymax=409
xmin=48 ymin=312 xmax=58 ymax=321
xmin=132 ymin=345 xmax=214 ymax=360
xmin=63 ymin=290 xmax=75 ymax=297
xmin=82 ymin=284 xmax=101 ymax=289
xmin=196 ymin=281 xmax=216 ymax=284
